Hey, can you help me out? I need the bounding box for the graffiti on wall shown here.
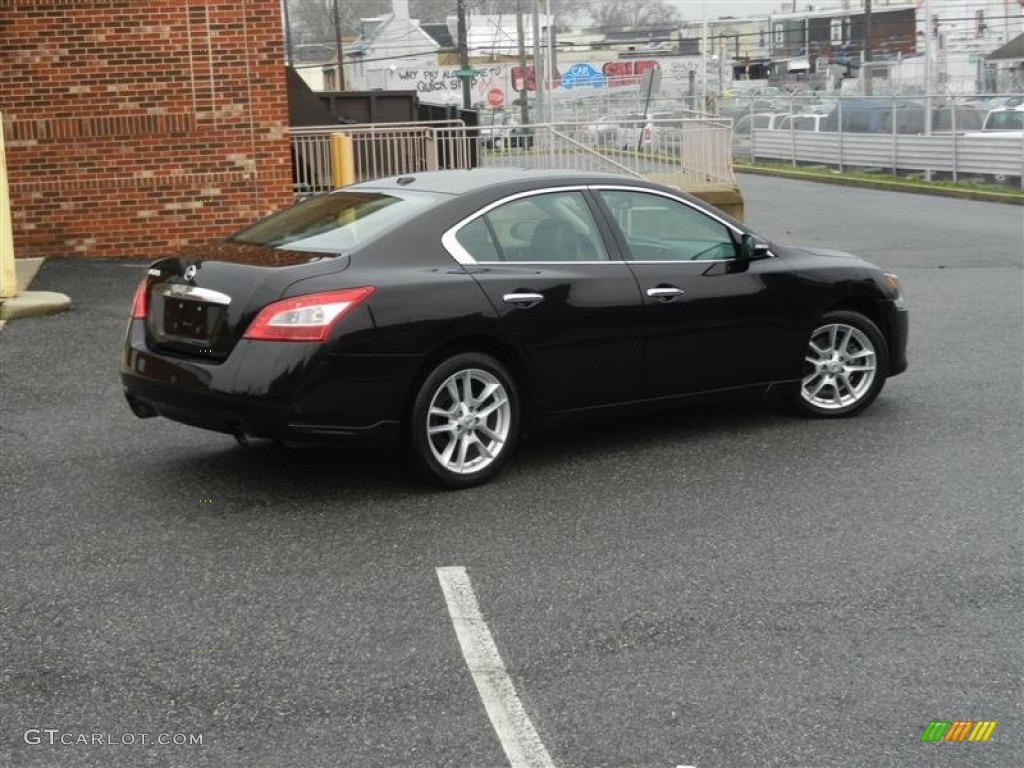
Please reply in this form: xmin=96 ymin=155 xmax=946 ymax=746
xmin=392 ymin=65 xmax=507 ymax=99
xmin=378 ymin=58 xmax=705 ymax=105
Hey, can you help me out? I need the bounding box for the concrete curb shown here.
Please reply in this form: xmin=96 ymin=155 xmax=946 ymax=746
xmin=0 ymin=258 xmax=72 ymax=324
xmin=735 ymin=165 xmax=1024 ymax=205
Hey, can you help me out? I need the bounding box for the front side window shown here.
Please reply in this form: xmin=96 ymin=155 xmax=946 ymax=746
xmin=459 ymin=191 xmax=609 ymax=263
xmin=598 ymin=190 xmax=737 ymax=261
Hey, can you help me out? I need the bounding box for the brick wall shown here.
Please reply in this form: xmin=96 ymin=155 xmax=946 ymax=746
xmin=0 ymin=0 xmax=293 ymax=259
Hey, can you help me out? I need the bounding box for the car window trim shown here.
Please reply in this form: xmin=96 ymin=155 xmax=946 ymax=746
xmin=441 ymin=185 xmax=623 ymax=267
xmin=442 ymin=183 xmax=775 ymax=267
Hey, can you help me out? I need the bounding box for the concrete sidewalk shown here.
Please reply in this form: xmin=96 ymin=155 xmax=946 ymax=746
xmin=0 ymin=258 xmax=71 ymax=326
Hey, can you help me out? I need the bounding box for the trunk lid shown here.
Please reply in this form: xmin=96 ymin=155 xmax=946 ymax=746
xmin=141 ymin=242 xmax=349 ymax=361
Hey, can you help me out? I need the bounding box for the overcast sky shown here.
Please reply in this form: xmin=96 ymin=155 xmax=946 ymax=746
xmin=667 ymin=0 xmax=841 ymax=21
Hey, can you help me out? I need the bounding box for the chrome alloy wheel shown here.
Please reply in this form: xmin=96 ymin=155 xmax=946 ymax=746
xmin=800 ymin=323 xmax=878 ymax=411
xmin=426 ymin=368 xmax=511 ymax=475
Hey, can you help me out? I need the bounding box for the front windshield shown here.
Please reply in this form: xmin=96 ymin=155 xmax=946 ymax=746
xmin=229 ymin=190 xmax=447 ymax=254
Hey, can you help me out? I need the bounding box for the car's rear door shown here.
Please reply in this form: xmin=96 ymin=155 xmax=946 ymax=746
xmin=443 ymin=188 xmax=643 ymax=413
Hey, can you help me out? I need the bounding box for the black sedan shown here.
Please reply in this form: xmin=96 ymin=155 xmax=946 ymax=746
xmin=122 ymin=169 xmax=908 ymax=487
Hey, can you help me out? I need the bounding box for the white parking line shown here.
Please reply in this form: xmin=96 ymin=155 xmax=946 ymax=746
xmin=436 ymin=566 xmax=556 ymax=768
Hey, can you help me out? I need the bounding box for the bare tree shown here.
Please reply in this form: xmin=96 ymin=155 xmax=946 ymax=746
xmin=410 ymin=0 xmax=589 ymax=26
xmin=287 ymin=0 xmax=393 ymax=44
xmin=286 ymin=0 xmax=591 ymax=49
xmin=590 ymin=0 xmax=678 ymax=29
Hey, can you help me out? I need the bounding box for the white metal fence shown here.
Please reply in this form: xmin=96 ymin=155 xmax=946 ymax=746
xmin=729 ymin=93 xmax=1024 ymax=188
xmin=746 ymin=131 xmax=1024 ymax=186
xmin=289 ymin=115 xmax=736 ymax=196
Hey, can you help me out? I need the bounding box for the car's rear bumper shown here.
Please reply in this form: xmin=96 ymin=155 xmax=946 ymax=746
xmin=121 ymin=321 xmax=419 ymax=446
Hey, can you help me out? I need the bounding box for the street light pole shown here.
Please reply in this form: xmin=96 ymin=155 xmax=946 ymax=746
xmin=864 ymin=0 xmax=873 ymax=96
xmin=332 ymin=0 xmax=346 ymax=90
xmin=923 ymin=0 xmax=932 ymax=135
xmin=701 ymin=0 xmax=708 ymax=113
xmin=516 ymin=1 xmax=530 ymax=126
xmin=532 ymin=0 xmax=544 ymax=124
xmin=457 ymin=0 xmax=472 ymax=109
xmin=546 ymin=0 xmax=554 ymax=124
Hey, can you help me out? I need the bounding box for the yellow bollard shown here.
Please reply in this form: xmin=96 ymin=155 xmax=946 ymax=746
xmin=329 ymin=132 xmax=355 ymax=189
xmin=0 ymin=111 xmax=17 ymax=299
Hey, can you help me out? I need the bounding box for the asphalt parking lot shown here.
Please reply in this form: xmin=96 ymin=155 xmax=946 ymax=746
xmin=1 ymin=176 xmax=1021 ymax=767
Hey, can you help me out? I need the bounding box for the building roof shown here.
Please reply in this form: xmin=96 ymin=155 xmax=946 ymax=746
xmin=421 ymin=22 xmax=454 ymax=48
xmin=988 ymin=32 xmax=1024 ymax=62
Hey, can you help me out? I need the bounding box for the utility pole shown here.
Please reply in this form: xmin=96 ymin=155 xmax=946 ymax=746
xmin=924 ymin=0 xmax=933 ymax=134
xmin=457 ymin=0 xmax=472 ymax=109
xmin=546 ymin=0 xmax=555 ymax=123
xmin=863 ymin=0 xmax=873 ymax=95
xmin=333 ymin=0 xmax=346 ymax=90
xmin=532 ymin=0 xmax=543 ymax=123
xmin=516 ymin=1 xmax=530 ymax=126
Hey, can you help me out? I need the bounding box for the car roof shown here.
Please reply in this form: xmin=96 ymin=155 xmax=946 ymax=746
xmin=348 ymin=168 xmax=645 ymax=196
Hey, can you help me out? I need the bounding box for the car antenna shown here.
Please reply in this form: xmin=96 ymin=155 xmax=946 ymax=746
xmin=396 ymin=176 xmax=416 ymax=186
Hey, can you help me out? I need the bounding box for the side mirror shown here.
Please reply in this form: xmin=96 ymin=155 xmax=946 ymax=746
xmin=741 ymin=233 xmax=770 ymax=260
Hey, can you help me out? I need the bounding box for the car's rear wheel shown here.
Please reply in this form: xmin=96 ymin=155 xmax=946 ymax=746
xmin=407 ymin=353 xmax=519 ymax=488
xmin=786 ymin=310 xmax=889 ymax=417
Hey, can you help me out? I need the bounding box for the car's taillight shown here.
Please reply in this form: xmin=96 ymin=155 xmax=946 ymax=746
xmin=242 ymin=287 xmax=375 ymax=342
xmin=131 ymin=279 xmax=149 ymax=319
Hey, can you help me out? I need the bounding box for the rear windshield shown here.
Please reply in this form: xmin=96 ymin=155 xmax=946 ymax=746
xmin=229 ymin=190 xmax=447 ymax=254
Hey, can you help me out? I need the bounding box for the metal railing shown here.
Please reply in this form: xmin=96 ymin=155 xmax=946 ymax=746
xmin=476 ymin=119 xmax=735 ymax=187
xmin=290 ymin=115 xmax=736 ymax=195
xmin=291 ymin=120 xmax=472 ymax=194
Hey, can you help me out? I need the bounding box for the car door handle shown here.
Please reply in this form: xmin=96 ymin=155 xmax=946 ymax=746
xmin=503 ymin=292 xmax=544 ymax=308
xmin=646 ymin=286 xmax=685 ymax=301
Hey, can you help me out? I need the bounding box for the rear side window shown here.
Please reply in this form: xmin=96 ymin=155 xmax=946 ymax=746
xmin=466 ymin=191 xmax=609 ymax=263
xmin=230 ymin=190 xmax=446 ymax=254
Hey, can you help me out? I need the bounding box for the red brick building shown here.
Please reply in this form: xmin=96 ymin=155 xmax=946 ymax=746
xmin=0 ymin=0 xmax=293 ymax=259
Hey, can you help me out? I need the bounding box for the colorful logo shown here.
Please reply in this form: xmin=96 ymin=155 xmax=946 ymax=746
xmin=920 ymin=721 xmax=997 ymax=742
xmin=560 ymin=63 xmax=605 ymax=90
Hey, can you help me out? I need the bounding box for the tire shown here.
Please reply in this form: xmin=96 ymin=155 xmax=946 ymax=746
xmin=407 ymin=352 xmax=519 ymax=488
xmin=785 ymin=310 xmax=889 ymax=418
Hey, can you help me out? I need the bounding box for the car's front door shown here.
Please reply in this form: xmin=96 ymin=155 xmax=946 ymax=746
xmin=592 ymin=187 xmax=799 ymax=399
xmin=444 ymin=188 xmax=643 ymax=413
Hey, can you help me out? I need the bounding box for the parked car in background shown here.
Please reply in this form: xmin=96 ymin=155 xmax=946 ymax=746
xmin=733 ymin=112 xmax=789 ymax=135
xmin=776 ymin=113 xmax=826 ymax=132
xmin=616 ymin=112 xmax=673 ymax=150
xmin=820 ymin=99 xmax=983 ymax=134
xmin=980 ymin=104 xmax=1024 ymax=132
xmin=580 ymin=115 xmax=621 ymax=146
xmin=122 ymin=169 xmax=908 ymax=488
xmin=732 ymin=112 xmax=788 ymax=155
xmin=481 ymin=120 xmax=533 ymax=150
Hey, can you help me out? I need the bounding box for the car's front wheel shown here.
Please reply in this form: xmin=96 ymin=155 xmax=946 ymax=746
xmin=407 ymin=353 xmax=519 ymax=488
xmin=786 ymin=310 xmax=889 ymax=417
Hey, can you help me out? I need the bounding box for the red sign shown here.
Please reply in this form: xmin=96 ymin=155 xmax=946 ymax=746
xmin=486 ymin=88 xmax=505 ymax=108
